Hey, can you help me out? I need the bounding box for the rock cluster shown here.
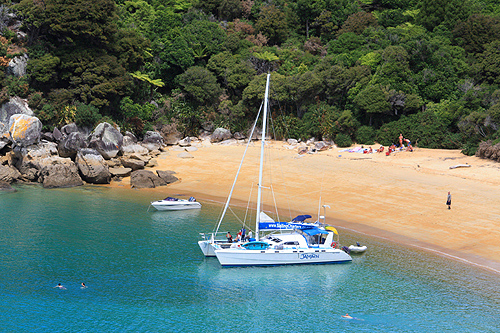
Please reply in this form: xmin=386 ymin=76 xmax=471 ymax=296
xmin=475 ymin=140 xmax=500 ymax=162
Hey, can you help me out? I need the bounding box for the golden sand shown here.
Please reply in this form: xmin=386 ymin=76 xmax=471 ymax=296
xmin=108 ymin=141 xmax=500 ymax=274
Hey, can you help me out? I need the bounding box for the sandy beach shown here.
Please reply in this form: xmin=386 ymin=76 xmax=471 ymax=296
xmin=110 ymin=141 xmax=500 ymax=274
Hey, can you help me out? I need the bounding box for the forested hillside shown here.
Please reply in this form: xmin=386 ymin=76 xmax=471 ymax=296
xmin=2 ymin=0 xmax=500 ymax=153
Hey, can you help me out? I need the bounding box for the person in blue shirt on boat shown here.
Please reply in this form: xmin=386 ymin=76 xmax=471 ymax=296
xmin=240 ymin=227 xmax=246 ymax=242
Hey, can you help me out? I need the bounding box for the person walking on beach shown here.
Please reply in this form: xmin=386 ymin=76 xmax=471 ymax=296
xmin=446 ymin=192 xmax=452 ymax=210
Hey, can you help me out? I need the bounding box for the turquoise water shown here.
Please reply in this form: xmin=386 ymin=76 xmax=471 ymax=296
xmin=1 ymin=185 xmax=499 ymax=332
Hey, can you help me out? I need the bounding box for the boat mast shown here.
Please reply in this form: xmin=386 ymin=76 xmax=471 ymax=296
xmin=256 ymin=73 xmax=270 ymax=241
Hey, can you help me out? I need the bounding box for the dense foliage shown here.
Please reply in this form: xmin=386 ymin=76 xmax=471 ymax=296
xmin=2 ymin=0 xmax=500 ymax=154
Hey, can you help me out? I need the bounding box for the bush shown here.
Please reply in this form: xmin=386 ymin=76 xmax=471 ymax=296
xmin=356 ymin=126 xmax=376 ymax=145
xmin=335 ymin=133 xmax=352 ymax=147
xmin=74 ymin=103 xmax=102 ymax=127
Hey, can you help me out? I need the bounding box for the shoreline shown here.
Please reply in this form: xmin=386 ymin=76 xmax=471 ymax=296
xmin=105 ymin=141 xmax=500 ymax=274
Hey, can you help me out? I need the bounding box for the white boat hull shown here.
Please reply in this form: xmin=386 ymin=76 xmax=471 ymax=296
xmin=151 ymin=201 xmax=201 ymax=211
xmin=198 ymin=240 xmax=216 ymax=257
xmin=214 ymin=248 xmax=352 ymax=266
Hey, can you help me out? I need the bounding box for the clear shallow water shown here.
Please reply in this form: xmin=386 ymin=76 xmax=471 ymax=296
xmin=1 ymin=185 xmax=499 ymax=332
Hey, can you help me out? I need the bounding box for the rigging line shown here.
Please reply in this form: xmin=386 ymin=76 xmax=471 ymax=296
xmin=270 ymin=184 xmax=280 ymax=225
xmin=243 ymin=182 xmax=255 ymax=228
xmin=227 ymin=206 xmax=245 ymax=225
xmin=213 ymin=101 xmax=264 ymax=236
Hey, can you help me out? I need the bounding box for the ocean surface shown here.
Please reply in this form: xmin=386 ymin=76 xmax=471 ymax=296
xmin=1 ymin=185 xmax=499 ymax=332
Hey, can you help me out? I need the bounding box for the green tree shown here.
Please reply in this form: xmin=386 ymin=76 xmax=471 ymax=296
xmin=255 ymin=5 xmax=289 ymax=45
xmin=354 ymin=84 xmax=390 ymax=125
xmin=177 ymin=66 xmax=222 ymax=105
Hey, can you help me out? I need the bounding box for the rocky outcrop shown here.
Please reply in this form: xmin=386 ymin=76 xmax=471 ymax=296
xmin=88 ymin=122 xmax=123 ymax=159
xmin=120 ymin=156 xmax=145 ymax=171
xmin=0 ymin=96 xmax=33 ymax=123
xmin=0 ymin=121 xmax=9 ymax=150
xmin=58 ymin=131 xmax=87 ymax=159
xmin=6 ymin=54 xmax=28 ymax=78
xmin=39 ymin=156 xmax=83 ymax=188
xmin=0 ymin=164 xmax=21 ymax=183
xmin=142 ymin=131 xmax=163 ymax=151
xmin=121 ymin=144 xmax=148 ymax=155
xmin=75 ymin=148 xmax=111 ymax=184
xmin=13 ymin=142 xmax=58 ymax=181
xmin=0 ymin=181 xmax=15 ymax=192
xmin=8 ymin=114 xmax=42 ymax=147
xmin=156 ymin=170 xmax=179 ymax=184
xmin=109 ymin=167 xmax=132 ymax=177
xmin=61 ymin=123 xmax=79 ymax=136
xmin=475 ymin=141 xmax=500 ymax=162
xmin=211 ymin=128 xmax=231 ymax=143
xmin=159 ymin=123 xmax=182 ymax=145
xmin=130 ymin=170 xmax=167 ymax=189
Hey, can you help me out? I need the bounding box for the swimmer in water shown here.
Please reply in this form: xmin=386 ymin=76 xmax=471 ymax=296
xmin=81 ymin=282 xmax=87 ymax=289
xmin=54 ymin=283 xmax=66 ymax=290
xmin=342 ymin=313 xmax=353 ymax=319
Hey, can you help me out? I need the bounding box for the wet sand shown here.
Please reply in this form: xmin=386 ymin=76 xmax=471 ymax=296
xmin=109 ymin=141 xmax=500 ymax=274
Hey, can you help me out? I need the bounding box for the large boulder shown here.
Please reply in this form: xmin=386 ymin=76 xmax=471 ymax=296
xmin=120 ymin=156 xmax=145 ymax=171
xmin=6 ymin=54 xmax=28 ymax=78
xmin=13 ymin=142 xmax=59 ymax=181
xmin=142 ymin=131 xmax=163 ymax=151
xmin=130 ymin=170 xmax=167 ymax=189
xmin=0 ymin=121 xmax=9 ymax=150
xmin=156 ymin=170 xmax=179 ymax=184
xmin=159 ymin=123 xmax=182 ymax=145
xmin=88 ymin=122 xmax=123 ymax=159
xmin=61 ymin=123 xmax=79 ymax=136
xmin=0 ymin=181 xmax=16 ymax=192
xmin=38 ymin=156 xmax=83 ymax=188
xmin=109 ymin=167 xmax=132 ymax=177
xmin=0 ymin=164 xmax=21 ymax=183
xmin=211 ymin=128 xmax=232 ymax=143
xmin=9 ymin=114 xmax=42 ymax=147
xmin=75 ymin=148 xmax=111 ymax=184
xmin=121 ymin=144 xmax=149 ymax=155
xmin=58 ymin=131 xmax=87 ymax=159
xmin=0 ymin=96 xmax=33 ymax=124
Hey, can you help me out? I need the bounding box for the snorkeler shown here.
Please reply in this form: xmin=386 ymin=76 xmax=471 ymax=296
xmin=81 ymin=282 xmax=87 ymax=289
xmin=54 ymin=283 xmax=66 ymax=290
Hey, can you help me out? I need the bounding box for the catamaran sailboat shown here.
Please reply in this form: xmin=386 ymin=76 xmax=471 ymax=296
xmin=200 ymin=73 xmax=352 ymax=266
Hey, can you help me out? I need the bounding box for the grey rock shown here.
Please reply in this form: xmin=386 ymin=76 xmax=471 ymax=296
xmin=287 ymin=138 xmax=298 ymax=145
xmin=0 ymin=164 xmax=21 ymax=183
xmin=39 ymin=156 xmax=83 ymax=188
xmin=219 ymin=139 xmax=238 ymax=146
xmin=177 ymin=152 xmax=194 ymax=158
xmin=61 ymin=123 xmax=79 ymax=136
xmin=0 ymin=96 xmax=33 ymax=123
xmin=75 ymin=148 xmax=111 ymax=184
xmin=146 ymin=158 xmax=158 ymax=168
xmin=88 ymin=122 xmax=123 ymax=159
xmin=178 ymin=138 xmax=191 ymax=147
xmin=120 ymin=157 xmax=145 ymax=171
xmin=234 ymin=132 xmax=246 ymax=140
xmin=156 ymin=170 xmax=179 ymax=184
xmin=211 ymin=128 xmax=232 ymax=143
xmin=315 ymin=141 xmax=330 ymax=151
xmin=124 ymin=131 xmax=137 ymax=143
xmin=6 ymin=54 xmax=28 ymax=77
xmin=53 ymin=127 xmax=63 ymax=142
xmin=58 ymin=132 xmax=87 ymax=159
xmin=185 ymin=146 xmax=198 ymax=152
xmin=130 ymin=170 xmax=167 ymax=189
xmin=0 ymin=181 xmax=16 ymax=192
xmin=121 ymin=144 xmax=148 ymax=155
xmin=41 ymin=132 xmax=54 ymax=142
xmin=109 ymin=167 xmax=132 ymax=177
xmin=9 ymin=114 xmax=42 ymax=147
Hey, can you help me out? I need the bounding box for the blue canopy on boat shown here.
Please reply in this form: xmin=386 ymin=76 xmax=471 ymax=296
xmin=302 ymin=227 xmax=328 ymax=236
xmin=292 ymin=215 xmax=312 ymax=222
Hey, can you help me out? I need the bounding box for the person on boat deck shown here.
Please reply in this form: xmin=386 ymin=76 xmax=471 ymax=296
xmin=247 ymin=230 xmax=253 ymax=241
xmin=240 ymin=227 xmax=246 ymax=241
xmin=226 ymin=232 xmax=233 ymax=243
xmin=234 ymin=233 xmax=241 ymax=242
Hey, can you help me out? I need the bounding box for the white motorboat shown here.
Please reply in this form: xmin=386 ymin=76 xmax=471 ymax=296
xmin=205 ymin=73 xmax=352 ymax=266
xmin=348 ymin=242 xmax=368 ymax=253
xmin=150 ymin=197 xmax=201 ymax=211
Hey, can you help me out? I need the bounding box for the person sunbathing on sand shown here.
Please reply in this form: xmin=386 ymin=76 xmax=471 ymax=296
xmin=376 ymin=146 xmax=384 ymax=153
